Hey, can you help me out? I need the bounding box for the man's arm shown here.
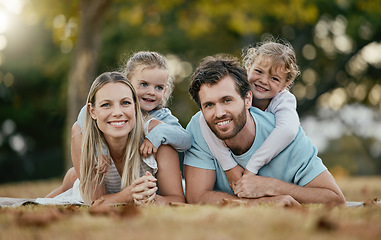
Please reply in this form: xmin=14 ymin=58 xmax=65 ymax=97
xmin=234 ymin=170 xmax=346 ymax=206
xmin=185 ymin=165 xmax=300 ymax=206
xmin=185 ymin=166 xmax=236 ymax=204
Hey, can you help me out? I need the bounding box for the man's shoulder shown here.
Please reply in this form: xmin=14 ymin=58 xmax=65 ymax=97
xmin=186 ymin=111 xmax=202 ymax=129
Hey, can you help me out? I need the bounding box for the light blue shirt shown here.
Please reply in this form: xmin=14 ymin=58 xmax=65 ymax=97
xmin=184 ymin=107 xmax=327 ymax=194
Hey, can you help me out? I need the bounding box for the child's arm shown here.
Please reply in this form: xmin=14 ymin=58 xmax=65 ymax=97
xmin=140 ymin=119 xmax=163 ymax=158
xmin=145 ymin=108 xmax=192 ymax=152
xmin=245 ymin=91 xmax=299 ymax=175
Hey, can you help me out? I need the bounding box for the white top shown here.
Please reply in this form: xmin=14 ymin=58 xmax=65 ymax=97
xmin=200 ymin=90 xmax=299 ymax=174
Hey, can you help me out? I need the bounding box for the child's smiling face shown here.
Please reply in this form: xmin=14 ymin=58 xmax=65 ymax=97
xmin=130 ymin=66 xmax=168 ymax=112
xmin=247 ymin=56 xmax=290 ymax=101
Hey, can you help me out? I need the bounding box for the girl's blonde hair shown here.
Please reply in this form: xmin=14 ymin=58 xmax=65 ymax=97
xmin=242 ymin=37 xmax=300 ymax=88
xmin=80 ymin=72 xmax=145 ymax=205
xmin=121 ymin=51 xmax=174 ymax=110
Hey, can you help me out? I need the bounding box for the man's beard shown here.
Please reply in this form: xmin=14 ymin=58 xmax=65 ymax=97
xmin=206 ymin=106 xmax=247 ymax=140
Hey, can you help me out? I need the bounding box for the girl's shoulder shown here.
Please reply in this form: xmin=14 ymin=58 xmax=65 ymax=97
xmin=273 ymin=89 xmax=295 ymax=101
xmin=149 ymin=107 xmax=172 ymax=118
xmin=148 ymin=107 xmax=181 ymax=124
xmin=267 ymin=90 xmax=297 ymax=113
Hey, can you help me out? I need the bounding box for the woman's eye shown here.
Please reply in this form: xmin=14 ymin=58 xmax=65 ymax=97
xmin=122 ymin=101 xmax=131 ymax=105
xmin=100 ymin=103 xmax=110 ymax=107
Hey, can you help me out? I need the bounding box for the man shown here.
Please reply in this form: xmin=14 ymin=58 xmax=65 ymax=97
xmin=184 ymin=55 xmax=346 ymax=206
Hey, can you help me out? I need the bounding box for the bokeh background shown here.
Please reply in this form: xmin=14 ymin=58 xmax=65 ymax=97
xmin=0 ymin=0 xmax=380 ymax=183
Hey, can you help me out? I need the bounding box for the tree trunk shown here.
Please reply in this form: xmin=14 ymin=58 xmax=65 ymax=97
xmin=64 ymin=0 xmax=111 ymax=169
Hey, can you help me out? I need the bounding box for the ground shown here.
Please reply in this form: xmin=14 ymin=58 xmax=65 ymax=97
xmin=0 ymin=176 xmax=380 ymax=240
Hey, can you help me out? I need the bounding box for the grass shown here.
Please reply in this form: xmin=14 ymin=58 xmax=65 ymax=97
xmin=0 ymin=176 xmax=380 ymax=240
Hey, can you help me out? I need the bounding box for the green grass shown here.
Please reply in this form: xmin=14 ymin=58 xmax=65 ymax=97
xmin=0 ymin=176 xmax=380 ymax=240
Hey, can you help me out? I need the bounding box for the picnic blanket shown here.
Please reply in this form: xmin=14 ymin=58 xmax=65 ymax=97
xmin=0 ymin=179 xmax=85 ymax=207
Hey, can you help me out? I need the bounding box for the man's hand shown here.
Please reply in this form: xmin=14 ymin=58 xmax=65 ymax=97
xmin=140 ymin=138 xmax=157 ymax=158
xmin=234 ymin=174 xmax=277 ymax=198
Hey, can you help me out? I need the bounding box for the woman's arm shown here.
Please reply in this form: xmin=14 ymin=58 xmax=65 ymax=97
xmin=71 ymin=122 xmax=82 ymax=178
xmin=154 ymin=145 xmax=186 ymax=204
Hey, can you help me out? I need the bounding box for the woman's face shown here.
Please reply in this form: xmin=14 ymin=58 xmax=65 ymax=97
xmin=89 ymin=82 xmax=136 ymax=143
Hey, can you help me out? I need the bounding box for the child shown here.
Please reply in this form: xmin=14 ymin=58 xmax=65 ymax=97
xmin=122 ymin=51 xmax=192 ymax=157
xmin=199 ymin=38 xmax=301 ymax=191
xmin=47 ymin=52 xmax=191 ymax=203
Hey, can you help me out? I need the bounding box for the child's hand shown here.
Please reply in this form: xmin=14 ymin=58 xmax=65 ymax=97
xmin=225 ymin=165 xmax=245 ymax=191
xmin=140 ymin=138 xmax=157 ymax=158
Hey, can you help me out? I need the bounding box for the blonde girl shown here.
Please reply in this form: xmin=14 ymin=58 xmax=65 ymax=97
xmin=122 ymin=51 xmax=191 ymax=157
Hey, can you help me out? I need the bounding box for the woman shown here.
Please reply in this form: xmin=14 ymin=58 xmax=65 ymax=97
xmin=50 ymin=72 xmax=185 ymax=205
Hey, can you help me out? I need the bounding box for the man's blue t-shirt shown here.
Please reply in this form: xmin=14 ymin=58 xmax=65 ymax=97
xmin=183 ymin=107 xmax=327 ymax=195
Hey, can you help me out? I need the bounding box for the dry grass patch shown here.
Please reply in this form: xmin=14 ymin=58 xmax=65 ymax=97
xmin=0 ymin=176 xmax=380 ymax=240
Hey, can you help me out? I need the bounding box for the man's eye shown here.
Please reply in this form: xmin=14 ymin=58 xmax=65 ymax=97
xmin=204 ymin=103 xmax=213 ymax=108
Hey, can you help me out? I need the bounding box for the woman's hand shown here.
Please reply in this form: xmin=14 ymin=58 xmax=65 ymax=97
xmin=132 ymin=171 xmax=158 ymax=205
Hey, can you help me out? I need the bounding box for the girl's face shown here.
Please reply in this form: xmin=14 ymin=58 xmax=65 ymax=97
xmin=247 ymin=56 xmax=290 ymax=101
xmin=130 ymin=66 xmax=168 ymax=112
xmin=89 ymin=82 xmax=136 ymax=143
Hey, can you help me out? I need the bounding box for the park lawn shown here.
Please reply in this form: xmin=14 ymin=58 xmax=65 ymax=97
xmin=0 ymin=176 xmax=380 ymax=240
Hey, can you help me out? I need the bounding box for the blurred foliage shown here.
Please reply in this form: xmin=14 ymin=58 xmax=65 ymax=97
xmin=0 ymin=0 xmax=380 ymax=183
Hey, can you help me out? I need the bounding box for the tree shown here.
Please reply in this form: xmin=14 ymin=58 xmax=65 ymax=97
xmin=65 ymin=0 xmax=111 ymax=167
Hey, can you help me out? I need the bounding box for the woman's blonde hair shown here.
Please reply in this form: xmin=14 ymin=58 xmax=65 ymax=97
xmin=121 ymin=51 xmax=174 ymax=110
xmin=80 ymin=72 xmax=144 ymax=205
xmin=242 ymin=37 xmax=300 ymax=88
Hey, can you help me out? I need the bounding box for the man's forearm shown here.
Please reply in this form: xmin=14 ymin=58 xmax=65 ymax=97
xmin=235 ymin=171 xmax=346 ymax=206
xmin=268 ymin=178 xmax=345 ymax=205
xmin=190 ymin=190 xmax=240 ymax=205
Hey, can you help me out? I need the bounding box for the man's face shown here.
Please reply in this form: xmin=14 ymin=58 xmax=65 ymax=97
xmin=199 ymin=76 xmax=252 ymax=140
